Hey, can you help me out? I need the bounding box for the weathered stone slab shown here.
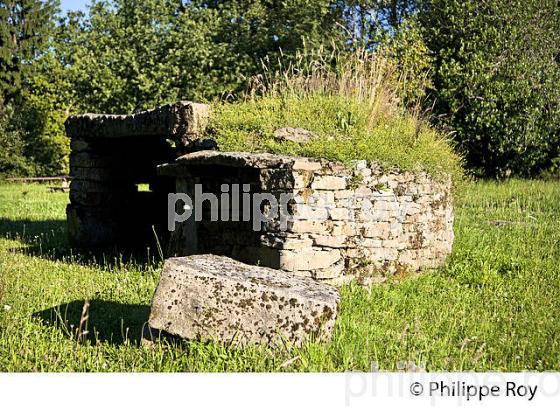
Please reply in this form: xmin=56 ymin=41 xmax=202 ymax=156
xmin=159 ymin=150 xmax=326 ymax=175
xmin=65 ymin=101 xmax=210 ymax=147
xmin=148 ymin=255 xmax=340 ymax=347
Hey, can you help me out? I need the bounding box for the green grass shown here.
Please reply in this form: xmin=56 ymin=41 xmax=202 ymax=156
xmin=0 ymin=180 xmax=559 ymax=371
xmin=210 ymin=95 xmax=462 ymax=181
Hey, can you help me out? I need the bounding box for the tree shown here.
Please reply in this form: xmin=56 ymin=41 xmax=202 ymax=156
xmin=0 ymin=0 xmax=57 ymax=103
xmin=418 ymin=0 xmax=560 ymax=177
xmin=57 ymin=0 xmax=351 ymax=113
xmin=201 ymin=0 xmax=344 ymax=64
xmin=55 ymin=0 xmax=239 ymax=113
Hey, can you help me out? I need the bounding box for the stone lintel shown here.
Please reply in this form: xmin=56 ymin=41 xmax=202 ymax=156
xmin=65 ymin=101 xmax=210 ymax=146
xmin=158 ymin=150 xmax=329 ymax=177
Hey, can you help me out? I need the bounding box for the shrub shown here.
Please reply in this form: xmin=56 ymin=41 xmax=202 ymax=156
xmin=378 ymin=19 xmax=434 ymax=107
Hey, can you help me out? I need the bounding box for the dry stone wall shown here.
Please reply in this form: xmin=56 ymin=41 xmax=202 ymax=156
xmin=161 ymin=151 xmax=454 ymax=285
xmin=65 ymin=101 xmax=455 ymax=347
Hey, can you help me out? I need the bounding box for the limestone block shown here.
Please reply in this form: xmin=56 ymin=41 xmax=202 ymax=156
xmin=259 ymin=169 xmax=313 ymax=190
xmin=331 ymin=221 xmax=357 ymax=236
xmin=306 ymin=190 xmax=335 ymax=205
xmin=147 ymin=255 xmax=340 ymax=346
xmin=259 ymin=169 xmax=295 ymax=190
xmin=69 ymin=179 xmax=133 ymax=194
xmin=70 ymin=152 xmax=112 ymax=168
xmin=284 ymin=220 xmax=331 ymax=234
xmin=292 ymin=159 xmax=323 ymax=171
xmin=354 ymin=160 xmax=367 ymax=170
xmin=311 ymin=235 xmax=347 ymax=248
xmin=312 ymin=261 xmax=345 ymax=280
xmin=260 ymin=234 xmax=313 ymax=250
xmin=70 ymin=167 xmax=129 ymax=182
xmin=329 ymin=207 xmax=352 ymax=221
xmin=362 ymin=238 xmax=382 ymax=248
xmin=311 ymin=175 xmax=347 ymax=190
xmin=362 ymin=222 xmax=391 ymax=239
xmin=278 ymin=248 xmax=342 ymax=272
xmin=334 ymin=190 xmax=354 ymax=199
xmin=354 ymin=186 xmax=372 ymax=196
xmin=366 ymin=247 xmax=399 ymax=261
xmin=69 ymin=187 xmax=133 ymax=207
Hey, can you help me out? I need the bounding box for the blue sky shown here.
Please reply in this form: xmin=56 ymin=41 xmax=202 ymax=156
xmin=60 ymin=0 xmax=89 ymax=12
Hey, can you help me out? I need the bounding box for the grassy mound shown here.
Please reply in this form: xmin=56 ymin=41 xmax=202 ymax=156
xmin=209 ymin=50 xmax=462 ymax=181
xmin=211 ymin=95 xmax=461 ymax=180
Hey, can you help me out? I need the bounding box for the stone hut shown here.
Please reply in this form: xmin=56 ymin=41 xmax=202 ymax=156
xmin=66 ymin=101 xmax=453 ymax=284
xmin=65 ymin=102 xmax=210 ymax=248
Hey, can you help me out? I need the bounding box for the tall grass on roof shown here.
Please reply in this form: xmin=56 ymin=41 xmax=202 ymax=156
xmin=210 ymin=47 xmax=463 ymax=181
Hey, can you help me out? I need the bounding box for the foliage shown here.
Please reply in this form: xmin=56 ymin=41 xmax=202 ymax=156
xmin=1 ymin=180 xmax=559 ymax=370
xmin=378 ymin=19 xmax=432 ymax=105
xmin=0 ymin=0 xmax=69 ymax=177
xmin=17 ymin=50 xmax=72 ymax=176
xmin=0 ymin=104 xmax=33 ymax=176
xmin=55 ymin=0 xmax=220 ymax=112
xmin=201 ymin=0 xmax=345 ymax=75
xmin=0 ymin=0 xmax=57 ymax=103
xmin=55 ymin=0 xmax=347 ymax=113
xmin=210 ymin=49 xmax=461 ymax=181
xmin=418 ymin=0 xmax=560 ymax=177
xmin=3 ymin=0 xmax=559 ymax=179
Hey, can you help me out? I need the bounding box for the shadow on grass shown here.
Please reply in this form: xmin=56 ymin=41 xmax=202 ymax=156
xmin=0 ymin=217 xmax=67 ymax=246
xmin=0 ymin=217 xmax=165 ymax=269
xmin=33 ymin=300 xmax=150 ymax=346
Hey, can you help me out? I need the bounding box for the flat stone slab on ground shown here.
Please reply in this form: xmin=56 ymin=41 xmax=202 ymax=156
xmin=148 ymin=255 xmax=340 ymax=347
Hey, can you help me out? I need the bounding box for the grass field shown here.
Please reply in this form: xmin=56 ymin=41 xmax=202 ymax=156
xmin=0 ymin=180 xmax=558 ymax=371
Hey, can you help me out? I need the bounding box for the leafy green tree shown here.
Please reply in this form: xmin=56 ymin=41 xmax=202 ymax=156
xmin=340 ymin=0 xmax=415 ymax=48
xmin=18 ymin=48 xmax=73 ymax=175
xmin=201 ymin=0 xmax=344 ymax=64
xmin=56 ymin=0 xmax=240 ymax=112
xmin=0 ymin=0 xmax=64 ymax=177
xmin=57 ymin=0 xmax=351 ymax=113
xmin=418 ymin=0 xmax=560 ymax=177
